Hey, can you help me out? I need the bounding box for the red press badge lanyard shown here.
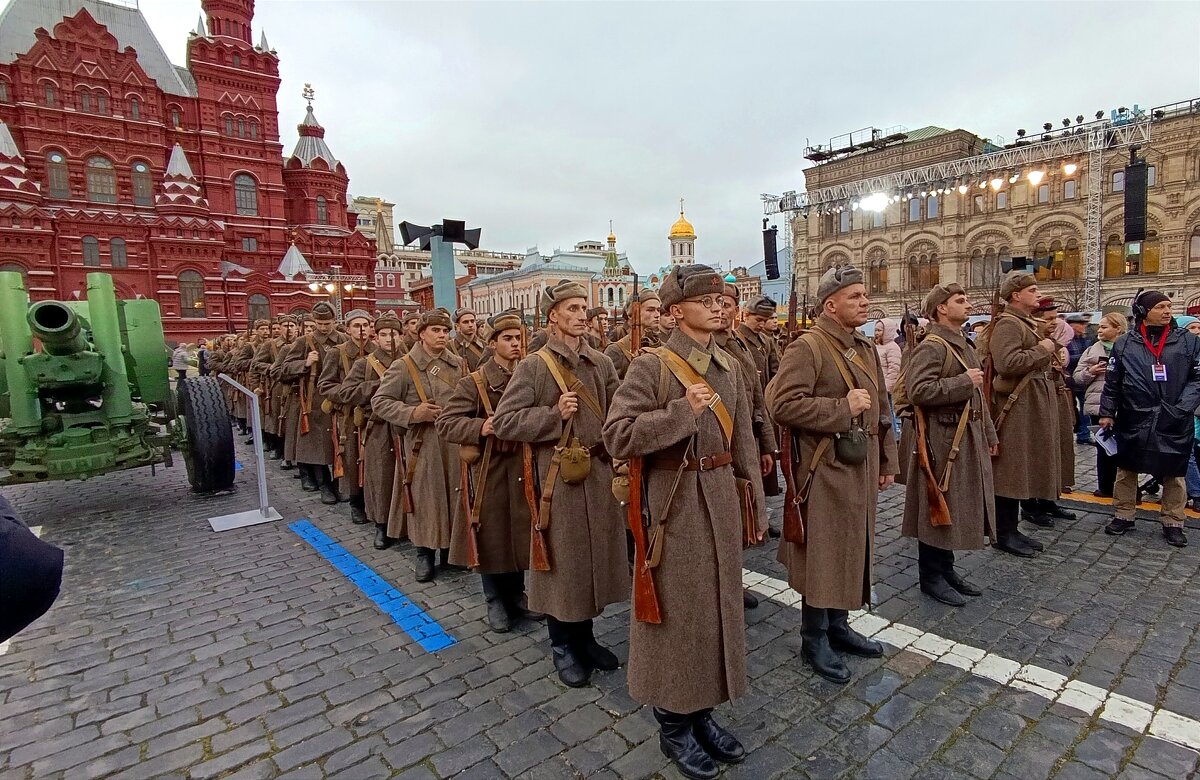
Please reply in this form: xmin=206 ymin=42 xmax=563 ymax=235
xmin=1139 ymin=323 xmax=1170 ymax=381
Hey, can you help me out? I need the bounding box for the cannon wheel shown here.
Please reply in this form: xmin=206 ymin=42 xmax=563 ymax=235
xmin=178 ymin=376 xmax=235 ymax=494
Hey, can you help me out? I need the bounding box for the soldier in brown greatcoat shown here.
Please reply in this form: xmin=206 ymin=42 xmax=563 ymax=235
xmin=979 ymin=271 xmax=1062 ymax=557
xmin=373 ymin=310 xmax=466 ymax=581
xmin=585 ymin=307 xmax=609 ymax=350
xmin=603 ymin=265 xmax=766 ymax=780
xmin=492 ymin=280 xmax=628 ymax=688
xmin=900 ymin=284 xmax=997 ymax=607
xmin=251 ymin=318 xmax=285 ymax=460
xmin=766 ymin=266 xmax=898 ymax=684
xmin=605 ymin=289 xmax=662 ymax=379
xmin=319 ymin=309 xmax=377 ymax=525
xmin=340 ymin=312 xmax=405 ymax=549
xmin=278 ymin=315 xmax=312 ymax=471
xmin=449 ymin=308 xmax=487 ymax=371
xmin=437 ymin=311 xmax=540 ymax=633
xmin=231 ymin=326 xmax=264 ymax=437
xmin=399 ymin=312 xmax=420 ymax=354
xmin=263 ymin=315 xmax=298 ymax=462
xmin=278 ymin=302 xmax=347 ymax=503
xmin=1025 ymin=297 xmax=1081 ymax=526
xmin=737 ymin=294 xmax=784 ymax=511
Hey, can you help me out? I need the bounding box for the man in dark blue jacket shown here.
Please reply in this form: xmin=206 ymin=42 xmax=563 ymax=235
xmin=1099 ymin=290 xmax=1200 ymax=547
xmin=0 ymin=494 xmax=64 ymax=642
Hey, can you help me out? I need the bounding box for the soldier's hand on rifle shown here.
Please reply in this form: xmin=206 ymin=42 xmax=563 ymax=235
xmin=481 ymin=417 xmax=495 ymax=437
xmin=558 ymin=391 xmax=579 ymax=420
xmin=305 ymin=350 xmax=320 ymax=367
xmin=1037 ymin=338 xmax=1057 ymax=355
xmin=412 ymin=402 xmax=442 ymax=423
xmin=846 ymin=388 xmax=872 ymax=416
xmin=965 ymin=368 xmax=984 ymax=388
xmin=686 ymin=384 xmax=714 ymax=417
xmin=878 ymin=475 xmax=895 ymax=490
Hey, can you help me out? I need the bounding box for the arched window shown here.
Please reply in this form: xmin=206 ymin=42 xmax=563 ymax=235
xmin=249 ymin=120 xmax=258 ymax=139
xmin=1105 ymin=234 xmax=1124 ymax=278
xmin=0 ymin=81 xmax=9 ymax=102
xmin=110 ymin=238 xmax=127 ymax=268
xmin=233 ymin=174 xmax=258 ymax=215
xmin=82 ymin=236 xmax=100 ymax=266
xmin=178 ymin=270 xmax=205 ymax=317
xmin=248 ymin=293 xmax=270 ymax=323
xmin=839 ymin=210 xmax=851 ymax=233
xmin=315 ymin=196 xmax=328 ymax=225
xmin=0 ymin=262 xmax=26 ymax=278
xmin=77 ymin=88 xmax=91 ymax=112
xmin=170 ymin=107 xmax=181 ymax=128
xmin=1064 ymin=179 xmax=1077 ymax=199
xmin=1112 ymin=170 xmax=1125 ymax=192
xmin=969 ymin=249 xmax=984 ymax=288
xmin=1141 ymin=231 xmax=1161 ymax=275
xmin=238 ymin=117 xmax=245 ymax=138
xmin=907 ymin=255 xmax=920 ymax=291
xmin=1033 ymin=242 xmax=1053 ymax=280
xmin=928 ymin=253 xmax=939 ymax=287
xmin=43 ymin=82 xmax=55 ymax=106
xmin=909 ymin=253 xmax=938 ymax=290
xmin=1190 ymin=227 xmax=1200 ymax=272
xmin=927 ymin=195 xmax=939 ymax=219
xmin=867 ymin=249 xmax=887 ymax=294
xmin=96 ymin=93 xmax=108 ymax=114
xmin=908 ymin=198 xmax=921 ymax=222
xmin=46 ymin=152 xmax=69 ymax=198
xmin=1038 ymin=184 xmax=1050 ymax=204
xmin=1063 ymin=239 xmax=1081 ymax=279
xmin=86 ymin=156 xmax=117 ymax=203
xmin=129 ymin=96 xmax=140 ymax=119
xmin=131 ymin=161 xmax=153 ymax=206
xmin=996 ymin=190 xmax=1008 ymax=209
xmin=224 ymin=115 xmax=233 ymax=135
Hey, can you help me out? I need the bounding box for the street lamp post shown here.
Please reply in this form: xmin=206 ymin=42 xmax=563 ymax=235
xmin=305 ymin=263 xmax=369 ymax=320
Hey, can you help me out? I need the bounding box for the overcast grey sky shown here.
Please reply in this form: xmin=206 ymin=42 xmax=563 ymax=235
xmin=141 ymin=1 xmax=1200 ymax=274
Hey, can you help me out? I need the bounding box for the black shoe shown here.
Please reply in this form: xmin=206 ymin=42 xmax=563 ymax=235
xmin=552 ymin=645 xmax=591 ymax=688
xmin=1042 ymin=502 xmax=1077 ymax=521
xmin=943 ymin=569 xmax=982 ymax=597
xmin=1014 ymin=530 xmax=1044 ymax=551
xmin=767 ymin=526 xmax=781 ymax=539
xmin=654 ymin=709 xmax=718 ymax=780
xmin=511 ymin=592 xmax=545 ymax=622
xmin=1105 ymin=518 xmax=1136 ymax=536
xmin=439 ymin=548 xmax=466 ymax=571
xmin=743 ymin=590 xmax=759 ymax=609
xmin=351 ymin=505 xmax=369 ymax=525
xmin=692 ymin=710 xmax=745 ymax=764
xmin=576 ymin=638 xmax=620 ymax=671
xmin=994 ymin=535 xmax=1039 ymax=557
xmin=1022 ymin=509 xmax=1055 ymax=528
xmin=415 ymin=550 xmax=436 ymax=582
xmin=800 ymin=605 xmax=851 ymax=684
xmin=373 ymin=525 xmax=391 ymax=550
xmin=921 ymin=576 xmax=967 ymax=607
xmin=1093 ymin=489 xmax=1112 ymax=498
xmin=828 ymin=610 xmax=884 ymax=657
xmin=486 ymin=599 xmax=511 ymax=633
xmin=299 ymin=473 xmax=317 ymax=491
xmin=1163 ymin=526 xmax=1188 ymax=547
xmin=320 ymin=484 xmax=339 ymax=505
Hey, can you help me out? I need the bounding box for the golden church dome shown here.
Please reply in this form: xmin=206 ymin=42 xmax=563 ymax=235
xmin=669 ymin=210 xmax=695 ymax=239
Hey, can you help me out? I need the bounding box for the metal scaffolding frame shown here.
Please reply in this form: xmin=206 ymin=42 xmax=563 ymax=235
xmin=762 ymin=115 xmax=1154 ymax=310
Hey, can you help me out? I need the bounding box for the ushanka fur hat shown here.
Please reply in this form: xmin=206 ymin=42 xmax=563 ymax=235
xmin=659 ymin=264 xmax=724 ymax=308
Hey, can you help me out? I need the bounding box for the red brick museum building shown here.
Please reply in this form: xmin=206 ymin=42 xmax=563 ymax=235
xmin=0 ymin=0 xmax=376 ymax=340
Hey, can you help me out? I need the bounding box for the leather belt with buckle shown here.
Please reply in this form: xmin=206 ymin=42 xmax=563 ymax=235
xmin=650 ymin=451 xmax=733 ymax=472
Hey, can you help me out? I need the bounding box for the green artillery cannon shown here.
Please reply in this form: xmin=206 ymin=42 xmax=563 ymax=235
xmin=0 ymin=271 xmax=233 ymax=492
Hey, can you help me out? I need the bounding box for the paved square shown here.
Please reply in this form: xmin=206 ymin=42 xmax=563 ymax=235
xmin=2 ymin=440 xmax=1199 ymax=779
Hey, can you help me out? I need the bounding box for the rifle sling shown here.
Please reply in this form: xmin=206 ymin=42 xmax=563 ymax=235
xmin=915 ymin=334 xmax=977 ymax=491
xmin=534 ymin=349 xmax=605 ymax=422
xmin=468 ymin=370 xmax=497 ymax=528
xmin=400 ymin=355 xmax=430 ymax=491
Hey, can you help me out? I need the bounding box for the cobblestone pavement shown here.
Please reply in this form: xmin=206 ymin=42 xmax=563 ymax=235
xmin=2 ymin=437 xmax=1199 ymax=779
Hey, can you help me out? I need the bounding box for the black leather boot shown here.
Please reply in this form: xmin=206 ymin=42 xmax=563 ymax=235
xmin=653 ymin=709 xmax=718 ymax=780
xmin=1039 ymin=499 xmax=1077 ymax=521
xmin=828 ymin=609 xmax=884 ymax=657
xmin=505 ymin=573 xmax=545 ymax=621
xmin=1021 ymin=500 xmax=1055 ymax=528
xmin=415 ymin=547 xmax=436 ymax=583
xmin=481 ymin=574 xmax=511 ymax=634
xmin=281 ymin=459 xmax=295 ymax=471
xmin=551 ymin=644 xmax=590 ymax=687
xmin=1013 ymin=529 xmax=1044 ymax=552
xmin=373 ymin=524 xmax=391 ymax=550
xmin=573 ymin=620 xmax=619 ymax=670
xmin=692 ymin=709 xmax=745 ymax=764
xmin=800 ymin=604 xmax=850 ymax=683
xmin=299 ymin=465 xmax=317 ymax=492
xmin=940 ymin=548 xmax=981 ymax=596
xmin=994 ymin=496 xmax=1039 ymax=557
xmin=319 ymin=482 xmax=339 ymax=505
xmin=439 ymin=547 xmax=466 ymax=571
xmin=743 ymin=589 xmax=759 ymax=609
xmin=919 ymin=542 xmax=966 ymax=606
xmin=350 ymin=502 xmax=369 ymax=525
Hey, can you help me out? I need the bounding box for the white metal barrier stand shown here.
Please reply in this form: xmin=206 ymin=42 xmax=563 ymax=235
xmin=207 ymin=373 xmax=283 ymax=531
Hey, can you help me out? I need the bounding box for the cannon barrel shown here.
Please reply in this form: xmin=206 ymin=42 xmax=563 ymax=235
xmin=28 ymin=301 xmax=88 ymax=356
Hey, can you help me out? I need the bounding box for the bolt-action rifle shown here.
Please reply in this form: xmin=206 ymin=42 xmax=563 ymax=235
xmin=779 ymin=273 xmax=805 ymax=544
xmin=905 ymin=307 xmax=952 ymax=527
xmin=626 ymin=275 xmax=662 ymax=623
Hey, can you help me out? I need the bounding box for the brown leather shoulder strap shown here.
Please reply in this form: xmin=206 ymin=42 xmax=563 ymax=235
xmin=470 ymin=370 xmax=495 ymax=416
xmin=534 ymin=348 xmax=604 ymax=421
xmin=648 ymin=346 xmax=733 ymax=446
xmin=367 ymin=354 xmax=388 ymax=380
xmin=401 ymin=354 xmax=430 ymax=404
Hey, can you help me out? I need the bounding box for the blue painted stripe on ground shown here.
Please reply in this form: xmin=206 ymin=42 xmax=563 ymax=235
xmin=287 ymin=519 xmax=457 ymax=653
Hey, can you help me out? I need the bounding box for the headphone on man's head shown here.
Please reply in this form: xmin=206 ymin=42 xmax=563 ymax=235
xmin=1130 ymin=287 xmax=1148 ymax=319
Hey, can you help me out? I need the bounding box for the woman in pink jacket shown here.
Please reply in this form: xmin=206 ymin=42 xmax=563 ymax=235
xmin=874 ymin=319 xmax=902 ymax=437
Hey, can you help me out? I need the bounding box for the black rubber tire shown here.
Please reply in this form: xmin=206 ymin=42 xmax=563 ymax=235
xmin=179 ymin=376 xmax=235 ymax=493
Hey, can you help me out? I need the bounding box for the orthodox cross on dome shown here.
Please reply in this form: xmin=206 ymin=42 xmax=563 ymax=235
xmin=302 ymin=83 xmax=314 ymax=107
xmin=679 ymin=197 xmax=684 ymax=214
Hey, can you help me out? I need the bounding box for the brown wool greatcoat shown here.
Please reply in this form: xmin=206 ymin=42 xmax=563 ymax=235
xmin=266 ymin=337 xmax=294 ymax=440
xmin=716 ymin=331 xmax=779 ymax=456
xmin=450 ymin=335 xmax=487 ymax=372
xmin=491 ymin=336 xmax=629 ymax=622
xmin=603 ymin=330 xmax=767 ymax=714
xmin=372 ymin=344 xmax=464 ymax=550
xmin=278 ymin=331 xmax=347 ymax=466
xmin=735 ymin=324 xmax=780 ymax=390
xmin=319 ymin=339 xmax=376 ymax=497
xmin=983 ymin=311 xmax=1061 ymax=500
xmin=272 ymin=340 xmax=302 ymax=462
xmin=230 ymin=342 xmax=256 ymax=419
xmin=604 ymin=330 xmax=661 ymax=379
xmin=1051 ymin=366 xmax=1076 ymax=489
xmin=341 ymin=351 xmax=402 ymax=530
xmin=251 ymin=339 xmax=282 ymax=435
xmin=766 ymin=315 xmax=899 ymax=610
xmin=900 ymin=323 xmax=998 ymax=550
xmin=436 ymin=359 xmax=532 ymax=573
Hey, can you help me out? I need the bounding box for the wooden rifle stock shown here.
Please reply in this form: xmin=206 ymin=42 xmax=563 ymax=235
xmin=626 ymin=274 xmax=662 ymax=623
xmin=463 ymin=461 xmax=480 ymax=568
xmin=331 ymin=412 xmax=345 ymax=480
xmin=903 ymin=311 xmax=953 ymax=527
xmin=779 ymin=430 xmax=805 ymax=544
xmin=300 ymin=336 xmax=317 ymax=435
xmin=524 ymin=444 xmax=550 ymax=571
xmin=356 ymin=421 xmax=366 ymax=488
